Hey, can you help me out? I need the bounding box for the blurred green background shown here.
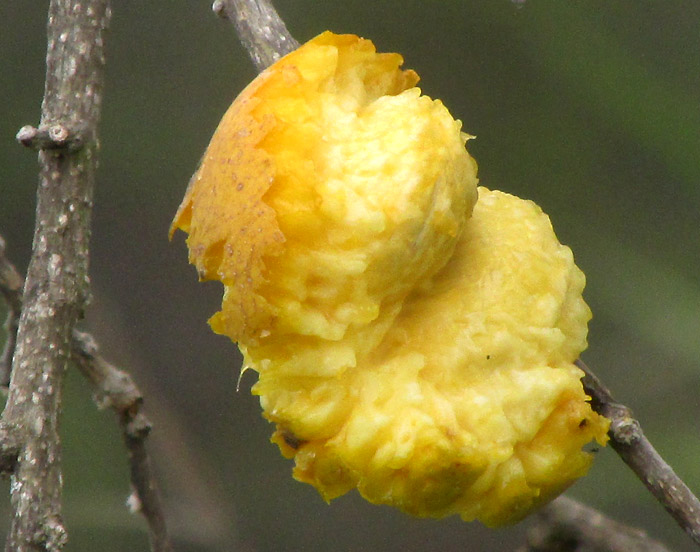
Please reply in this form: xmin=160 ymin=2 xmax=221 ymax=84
xmin=1 ymin=1 xmax=699 ymax=550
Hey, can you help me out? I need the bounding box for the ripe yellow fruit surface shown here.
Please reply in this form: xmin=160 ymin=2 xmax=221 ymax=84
xmin=171 ymin=31 xmax=609 ymax=526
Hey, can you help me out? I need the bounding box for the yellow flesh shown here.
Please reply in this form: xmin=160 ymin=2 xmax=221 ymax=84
xmin=172 ymin=31 xmax=608 ymax=526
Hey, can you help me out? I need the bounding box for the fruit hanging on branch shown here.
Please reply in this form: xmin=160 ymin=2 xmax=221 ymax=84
xmin=171 ymin=31 xmax=608 ymax=527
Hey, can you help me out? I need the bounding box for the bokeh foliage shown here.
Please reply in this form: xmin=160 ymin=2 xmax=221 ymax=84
xmin=1 ymin=1 xmax=698 ymax=550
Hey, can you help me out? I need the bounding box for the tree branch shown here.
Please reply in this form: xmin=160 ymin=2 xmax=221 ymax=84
xmin=0 ymin=236 xmax=23 ymax=387
xmin=71 ymin=332 xmax=173 ymax=552
xmin=521 ymin=495 xmax=671 ymax=552
xmin=578 ymin=359 xmax=700 ymax=546
xmin=212 ymin=0 xmax=299 ymax=72
xmin=2 ymin=1 xmax=111 ymax=549
xmin=1 ymin=233 xmax=172 ymax=550
xmin=0 ymin=232 xmax=172 ymax=552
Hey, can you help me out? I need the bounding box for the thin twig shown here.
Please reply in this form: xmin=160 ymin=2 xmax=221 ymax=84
xmin=521 ymin=495 xmax=672 ymax=552
xmin=578 ymin=359 xmax=700 ymax=546
xmin=213 ymin=0 xmax=299 ymax=72
xmin=1 ymin=1 xmax=111 ymax=549
xmin=0 ymin=234 xmax=173 ymax=551
xmin=71 ymin=332 xmax=173 ymax=552
xmin=0 ymin=236 xmax=23 ymax=387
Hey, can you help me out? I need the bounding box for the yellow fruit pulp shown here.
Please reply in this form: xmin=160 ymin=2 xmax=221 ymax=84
xmin=171 ymin=31 xmax=609 ymax=526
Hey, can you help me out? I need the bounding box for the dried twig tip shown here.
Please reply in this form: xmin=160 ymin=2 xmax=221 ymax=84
xmin=16 ymin=125 xmax=39 ymax=147
xmin=212 ymin=0 xmax=228 ymax=18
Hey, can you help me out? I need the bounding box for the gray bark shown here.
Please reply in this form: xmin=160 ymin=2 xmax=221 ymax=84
xmin=2 ymin=1 xmax=111 ymax=550
xmin=213 ymin=0 xmax=299 ymax=72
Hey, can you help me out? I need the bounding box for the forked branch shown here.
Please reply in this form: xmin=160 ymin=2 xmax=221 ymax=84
xmin=0 ymin=235 xmax=172 ymax=552
xmin=0 ymin=1 xmax=172 ymax=550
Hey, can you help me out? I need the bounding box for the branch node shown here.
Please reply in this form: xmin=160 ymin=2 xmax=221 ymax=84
xmin=126 ymin=490 xmax=143 ymax=515
xmin=612 ymin=415 xmax=642 ymax=445
xmin=41 ymin=515 xmax=68 ymax=551
xmin=578 ymin=358 xmax=700 ymax=547
xmin=125 ymin=412 xmax=152 ymax=441
xmin=16 ymin=123 xmax=84 ymax=152
xmin=71 ymin=330 xmax=144 ymax=414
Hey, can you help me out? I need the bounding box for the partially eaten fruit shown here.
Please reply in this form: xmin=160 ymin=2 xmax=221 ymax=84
xmin=171 ymin=31 xmax=608 ymax=526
